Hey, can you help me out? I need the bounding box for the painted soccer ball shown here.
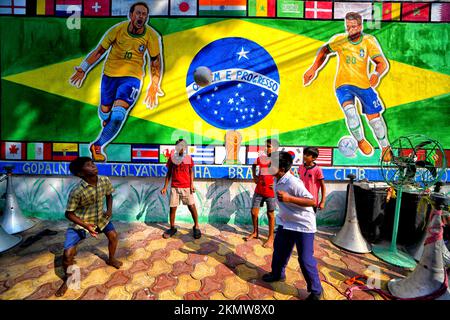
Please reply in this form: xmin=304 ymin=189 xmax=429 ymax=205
xmin=338 ymin=136 xmax=358 ymax=157
xmin=193 ymin=66 xmax=213 ymax=87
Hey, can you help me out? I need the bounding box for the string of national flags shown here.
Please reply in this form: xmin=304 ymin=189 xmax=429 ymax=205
xmin=2 ymin=141 xmax=450 ymax=167
xmin=0 ymin=140 xmax=335 ymax=166
xmin=0 ymin=0 xmax=449 ymax=22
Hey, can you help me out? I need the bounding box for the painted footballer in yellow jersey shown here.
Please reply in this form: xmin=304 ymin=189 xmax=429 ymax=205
xmin=304 ymin=12 xmax=392 ymax=162
xmin=69 ymin=2 xmax=164 ymax=162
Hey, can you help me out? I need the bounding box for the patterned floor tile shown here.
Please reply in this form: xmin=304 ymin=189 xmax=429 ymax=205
xmin=244 ymin=253 xmax=267 ymax=268
xmin=235 ymin=264 xmax=259 ymax=281
xmin=253 ymin=245 xmax=273 ymax=258
xmin=225 ymin=253 xmax=246 ymax=269
xmin=205 ymin=253 xmax=227 ymax=267
xmin=247 ymin=279 xmax=275 ymax=300
xmin=170 ymin=261 xmax=194 ymax=277
xmin=197 ymin=241 xmax=220 ymax=255
xmin=0 ymin=221 xmax=413 ymax=300
xmin=125 ymin=271 xmax=155 ymax=294
xmin=199 ymin=276 xmax=223 ymax=297
xmin=151 ymin=273 xmax=178 ymax=293
xmin=191 ymin=262 xmax=217 ymax=280
xmin=185 ymin=253 xmax=208 ymax=265
xmin=105 ymin=286 xmax=133 ymax=300
xmin=157 ymin=289 xmax=182 ymax=300
xmin=78 ymin=285 xmax=108 ymax=300
xmin=145 ymin=239 xmax=170 ymax=252
xmin=148 ymin=248 xmax=169 ymax=261
xmin=132 ymin=287 xmax=157 ymax=300
xmin=32 ymin=270 xmax=61 ymax=288
xmin=184 ymin=291 xmax=205 ymax=300
xmin=0 ymin=279 xmax=35 ymax=300
xmin=322 ymin=256 xmax=348 ymax=270
xmin=225 ymin=234 xmax=246 ymax=246
xmin=180 ymin=241 xmax=202 ymax=253
xmin=128 ymin=259 xmax=150 ymax=275
xmin=24 ymin=252 xmax=55 ymax=270
xmin=104 ymin=270 xmax=131 ymax=289
xmin=146 ymin=259 xmax=172 ymax=277
xmin=173 ymin=274 xmax=201 ymax=296
xmin=271 ymin=282 xmax=299 ymax=300
xmin=216 ymin=243 xmax=233 ymax=256
xmin=129 ymin=247 xmax=152 ymax=262
xmin=24 ymin=281 xmax=60 ymax=300
xmin=81 ymin=268 xmax=112 ymax=289
xmin=209 ymin=292 xmax=227 ymax=300
xmin=284 ymin=268 xmax=303 ymax=285
xmin=223 ymin=275 xmax=249 ymax=299
xmin=321 ymin=281 xmax=347 ymax=300
xmin=165 ymin=250 xmax=188 ymax=264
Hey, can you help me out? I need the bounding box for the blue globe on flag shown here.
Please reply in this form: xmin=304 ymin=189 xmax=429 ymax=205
xmin=186 ymin=37 xmax=280 ymax=130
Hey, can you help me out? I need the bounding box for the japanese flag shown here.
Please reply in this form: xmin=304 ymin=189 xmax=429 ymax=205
xmin=170 ymin=0 xmax=196 ymax=16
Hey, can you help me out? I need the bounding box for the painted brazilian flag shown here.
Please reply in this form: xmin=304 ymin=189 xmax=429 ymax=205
xmin=1 ymin=17 xmax=450 ymax=151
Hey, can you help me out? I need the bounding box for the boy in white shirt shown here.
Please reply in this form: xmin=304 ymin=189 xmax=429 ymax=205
xmin=262 ymin=151 xmax=323 ymax=300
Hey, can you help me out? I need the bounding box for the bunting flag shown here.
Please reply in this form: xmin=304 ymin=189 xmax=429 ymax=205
xmin=83 ymin=0 xmax=109 ymax=16
xmin=188 ymin=146 xmax=215 ymax=164
xmin=147 ymin=0 xmax=169 ymax=16
xmin=305 ymin=1 xmax=332 ymax=20
xmin=159 ymin=145 xmax=176 ymax=163
xmin=0 ymin=0 xmax=26 ymax=15
xmin=248 ymin=0 xmax=275 ymax=17
xmin=402 ymin=2 xmax=430 ymax=22
xmin=199 ymin=0 xmax=246 ymax=16
xmin=316 ymin=147 xmax=333 ymax=166
xmin=334 ymin=2 xmax=372 ymax=21
xmin=52 ymin=143 xmax=78 ymax=161
xmin=246 ymin=146 xmax=265 ymax=165
xmin=277 ymin=0 xmax=304 ymax=18
xmin=55 ymin=0 xmax=82 ymax=16
xmin=373 ymin=2 xmax=401 ymax=21
xmin=431 ymin=3 xmax=450 ymax=22
xmin=1 ymin=142 xmax=26 ymax=160
xmin=37 ymin=0 xmax=54 ymax=15
xmin=132 ymin=145 xmax=159 ymax=163
xmin=27 ymin=142 xmax=52 ymax=160
xmin=399 ymin=148 xmax=426 ymax=161
xmin=279 ymin=146 xmax=303 ymax=165
xmin=214 ymin=146 xmax=246 ymax=164
xmin=112 ymin=0 xmax=169 ymax=16
xmin=170 ymin=0 xmax=196 ymax=16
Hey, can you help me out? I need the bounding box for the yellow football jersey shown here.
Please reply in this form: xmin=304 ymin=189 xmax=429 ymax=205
xmin=327 ymin=33 xmax=383 ymax=89
xmin=100 ymin=21 xmax=161 ymax=79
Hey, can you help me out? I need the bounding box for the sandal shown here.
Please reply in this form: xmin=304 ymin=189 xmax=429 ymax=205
xmin=163 ymin=227 xmax=177 ymax=239
xmin=193 ymin=227 xmax=201 ymax=239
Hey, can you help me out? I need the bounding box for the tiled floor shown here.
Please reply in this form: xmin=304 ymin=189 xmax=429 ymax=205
xmin=0 ymin=219 xmax=415 ymax=300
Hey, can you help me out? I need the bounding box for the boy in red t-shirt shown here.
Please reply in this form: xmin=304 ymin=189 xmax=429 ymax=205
xmin=245 ymin=138 xmax=279 ymax=248
xmin=161 ymin=139 xmax=201 ymax=239
xmin=299 ymin=147 xmax=326 ymax=212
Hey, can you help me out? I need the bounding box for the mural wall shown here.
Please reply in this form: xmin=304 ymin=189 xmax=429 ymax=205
xmin=0 ymin=176 xmax=348 ymax=226
xmin=0 ymin=1 xmax=449 ymax=225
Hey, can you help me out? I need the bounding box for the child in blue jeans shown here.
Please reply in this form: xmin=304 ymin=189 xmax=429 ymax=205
xmin=262 ymin=151 xmax=323 ymax=300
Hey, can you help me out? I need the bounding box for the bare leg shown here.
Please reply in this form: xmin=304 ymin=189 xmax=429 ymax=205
xmin=55 ymin=246 xmax=77 ymax=297
xmin=169 ymin=206 xmax=177 ymax=228
xmin=263 ymin=210 xmax=275 ymax=248
xmin=245 ymin=207 xmax=260 ymax=240
xmin=105 ymin=230 xmax=122 ymax=269
xmin=187 ymin=204 xmax=199 ymax=229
